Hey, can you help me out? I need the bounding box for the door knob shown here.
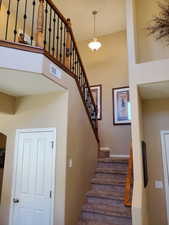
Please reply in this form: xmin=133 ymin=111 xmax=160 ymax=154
xmin=13 ymin=198 xmax=19 ymax=203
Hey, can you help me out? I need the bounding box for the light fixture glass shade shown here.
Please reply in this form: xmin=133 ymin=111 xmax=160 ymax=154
xmin=88 ymin=38 xmax=102 ymax=51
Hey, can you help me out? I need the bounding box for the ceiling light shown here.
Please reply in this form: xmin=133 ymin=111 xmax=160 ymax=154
xmin=88 ymin=11 xmax=102 ymax=51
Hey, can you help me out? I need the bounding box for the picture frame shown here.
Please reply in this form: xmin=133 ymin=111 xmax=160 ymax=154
xmin=112 ymin=86 xmax=131 ymax=125
xmin=90 ymin=85 xmax=102 ymax=120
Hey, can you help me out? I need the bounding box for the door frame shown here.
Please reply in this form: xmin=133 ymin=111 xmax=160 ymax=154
xmin=9 ymin=128 xmax=57 ymax=225
xmin=161 ymin=130 xmax=169 ymax=225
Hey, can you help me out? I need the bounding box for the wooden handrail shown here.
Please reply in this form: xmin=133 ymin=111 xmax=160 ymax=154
xmin=68 ymin=27 xmax=98 ymax=115
xmin=43 ymin=0 xmax=97 ymax=117
xmin=124 ymin=149 xmax=133 ymax=207
xmin=45 ymin=0 xmax=69 ymax=26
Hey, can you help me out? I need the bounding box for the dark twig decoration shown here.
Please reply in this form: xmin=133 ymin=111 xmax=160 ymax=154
xmin=147 ymin=0 xmax=169 ymax=44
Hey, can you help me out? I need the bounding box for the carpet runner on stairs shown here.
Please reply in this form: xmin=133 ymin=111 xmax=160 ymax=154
xmin=78 ymin=157 xmax=132 ymax=225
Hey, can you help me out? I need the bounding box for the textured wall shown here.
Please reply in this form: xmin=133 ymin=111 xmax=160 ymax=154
xmin=136 ymin=0 xmax=169 ymax=63
xmin=0 ymin=90 xmax=98 ymax=225
xmin=143 ymin=98 xmax=169 ymax=225
xmin=78 ymin=32 xmax=131 ymax=156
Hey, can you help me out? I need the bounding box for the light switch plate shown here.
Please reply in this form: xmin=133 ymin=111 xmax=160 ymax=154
xmin=155 ymin=180 xmax=163 ymax=189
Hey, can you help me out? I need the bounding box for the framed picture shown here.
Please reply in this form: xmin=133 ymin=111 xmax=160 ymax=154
xmin=90 ymin=85 xmax=102 ymax=120
xmin=112 ymin=86 xmax=131 ymax=125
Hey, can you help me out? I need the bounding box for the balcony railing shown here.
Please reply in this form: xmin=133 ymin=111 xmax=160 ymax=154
xmin=0 ymin=0 xmax=99 ymax=142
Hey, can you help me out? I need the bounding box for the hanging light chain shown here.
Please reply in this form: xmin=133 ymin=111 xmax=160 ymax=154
xmin=88 ymin=10 xmax=102 ymax=51
xmin=92 ymin=11 xmax=98 ymax=38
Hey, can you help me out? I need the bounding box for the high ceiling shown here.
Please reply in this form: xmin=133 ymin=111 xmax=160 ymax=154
xmin=54 ymin=0 xmax=126 ymax=41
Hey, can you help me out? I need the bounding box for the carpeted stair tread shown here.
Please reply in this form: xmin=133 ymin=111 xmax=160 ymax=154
xmin=96 ymin=167 xmax=127 ymax=175
xmin=86 ymin=190 xmax=124 ymax=201
xmin=91 ymin=177 xmax=125 ymax=186
xmin=78 ymin=219 xmax=120 ymax=225
xmin=77 ymin=157 xmax=132 ymax=225
xmin=82 ymin=203 xmax=131 ymax=218
xmin=98 ymin=158 xmax=128 ymax=164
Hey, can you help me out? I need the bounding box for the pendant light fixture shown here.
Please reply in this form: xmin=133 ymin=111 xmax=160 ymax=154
xmin=88 ymin=11 xmax=102 ymax=51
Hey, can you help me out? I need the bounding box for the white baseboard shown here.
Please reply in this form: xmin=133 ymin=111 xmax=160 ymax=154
xmin=110 ymin=154 xmax=129 ymax=158
xmin=100 ymin=147 xmax=111 ymax=151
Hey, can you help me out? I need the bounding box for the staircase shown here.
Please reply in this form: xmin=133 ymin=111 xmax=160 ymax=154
xmin=78 ymin=157 xmax=132 ymax=225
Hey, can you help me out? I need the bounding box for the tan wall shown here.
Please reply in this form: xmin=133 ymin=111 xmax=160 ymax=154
xmin=0 ymin=90 xmax=98 ymax=225
xmin=126 ymin=0 xmax=169 ymax=224
xmin=0 ymin=92 xmax=14 ymax=202
xmin=0 ymin=92 xmax=68 ymax=225
xmin=136 ymin=0 xmax=169 ymax=63
xmin=78 ymin=32 xmax=131 ymax=155
xmin=0 ymin=4 xmax=7 ymax=40
xmin=0 ymin=2 xmax=37 ymax=44
xmin=142 ymin=98 xmax=169 ymax=225
xmin=130 ymin=86 xmax=149 ymax=225
xmin=0 ymin=92 xmax=15 ymax=115
xmin=0 ymin=3 xmax=21 ymax=42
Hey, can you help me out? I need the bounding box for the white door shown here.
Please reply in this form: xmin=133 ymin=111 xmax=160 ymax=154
xmin=10 ymin=129 xmax=56 ymax=225
xmin=161 ymin=131 xmax=169 ymax=225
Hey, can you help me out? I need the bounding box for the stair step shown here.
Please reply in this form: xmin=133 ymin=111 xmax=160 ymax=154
xmin=86 ymin=190 xmax=125 ymax=206
xmin=86 ymin=190 xmax=124 ymax=201
xmin=98 ymin=158 xmax=128 ymax=164
xmin=91 ymin=177 xmax=125 ymax=186
xmin=78 ymin=157 xmax=131 ymax=225
xmin=81 ymin=204 xmax=132 ymax=225
xmin=78 ymin=220 xmax=120 ymax=225
xmin=81 ymin=213 xmax=131 ymax=225
xmin=96 ymin=167 xmax=127 ymax=175
xmin=82 ymin=203 xmax=131 ymax=217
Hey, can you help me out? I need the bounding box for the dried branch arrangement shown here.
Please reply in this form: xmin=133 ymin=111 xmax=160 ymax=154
xmin=147 ymin=0 xmax=169 ymax=44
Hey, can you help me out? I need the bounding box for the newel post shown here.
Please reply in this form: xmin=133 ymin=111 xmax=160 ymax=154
xmin=36 ymin=0 xmax=44 ymax=48
xmin=65 ymin=18 xmax=71 ymax=68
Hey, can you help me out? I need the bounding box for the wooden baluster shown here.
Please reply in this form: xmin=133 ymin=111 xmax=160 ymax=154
xmin=96 ymin=110 xmax=99 ymax=139
xmin=36 ymin=0 xmax=44 ymax=48
xmin=96 ymin=112 xmax=99 ymax=138
xmin=124 ymin=149 xmax=133 ymax=207
xmin=65 ymin=18 xmax=71 ymax=69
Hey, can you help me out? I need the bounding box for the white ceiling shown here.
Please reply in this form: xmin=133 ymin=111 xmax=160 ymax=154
xmin=0 ymin=69 xmax=64 ymax=97
xmin=140 ymin=81 xmax=169 ymax=100
xmin=54 ymin=0 xmax=126 ymax=41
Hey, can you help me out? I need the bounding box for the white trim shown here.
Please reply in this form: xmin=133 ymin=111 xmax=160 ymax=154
xmin=9 ymin=128 xmax=56 ymax=225
xmin=161 ymin=130 xmax=169 ymax=225
xmin=110 ymin=154 xmax=129 ymax=158
xmin=100 ymin=147 xmax=111 ymax=151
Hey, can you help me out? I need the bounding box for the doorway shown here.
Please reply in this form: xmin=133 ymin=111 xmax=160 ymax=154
xmin=0 ymin=132 xmax=7 ymax=202
xmin=10 ymin=128 xmax=56 ymax=225
xmin=161 ymin=130 xmax=169 ymax=225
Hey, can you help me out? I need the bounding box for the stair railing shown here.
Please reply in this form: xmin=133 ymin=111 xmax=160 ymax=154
xmin=124 ymin=149 xmax=133 ymax=207
xmin=0 ymin=0 xmax=99 ymax=142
